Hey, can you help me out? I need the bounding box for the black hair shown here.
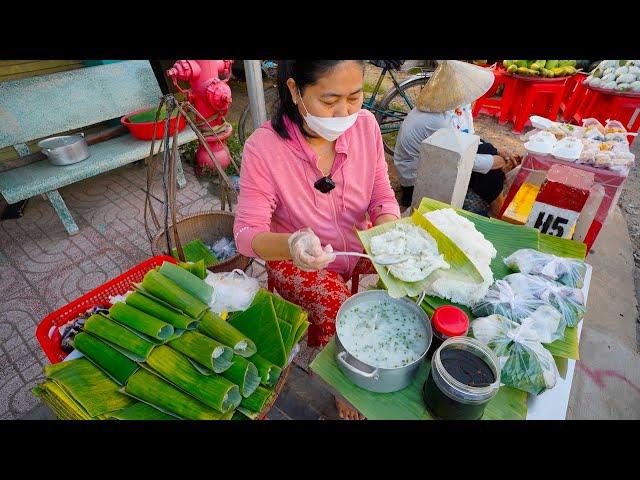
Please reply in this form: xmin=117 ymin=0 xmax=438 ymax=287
xmin=271 ymin=60 xmax=365 ymax=139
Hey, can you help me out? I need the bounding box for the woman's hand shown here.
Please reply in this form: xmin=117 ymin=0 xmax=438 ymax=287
xmin=498 ymin=150 xmax=522 ymax=172
xmin=288 ymin=227 xmax=336 ymax=272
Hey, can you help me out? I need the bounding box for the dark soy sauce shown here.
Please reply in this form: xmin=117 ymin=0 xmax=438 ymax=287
xmin=424 ymin=347 xmax=496 ymax=420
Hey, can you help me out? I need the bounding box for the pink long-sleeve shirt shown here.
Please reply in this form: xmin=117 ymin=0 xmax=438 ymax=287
xmin=233 ymin=109 xmax=400 ymax=277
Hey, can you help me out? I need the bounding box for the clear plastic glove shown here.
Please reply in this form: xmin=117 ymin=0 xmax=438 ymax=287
xmin=288 ymin=227 xmax=336 ymax=272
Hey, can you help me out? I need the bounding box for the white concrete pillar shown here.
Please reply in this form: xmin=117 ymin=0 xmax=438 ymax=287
xmin=411 ymin=128 xmax=480 ymax=210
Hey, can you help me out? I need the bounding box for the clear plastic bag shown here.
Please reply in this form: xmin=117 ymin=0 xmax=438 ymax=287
xmin=505 ymin=273 xmax=586 ymax=327
xmin=471 ymin=278 xmax=547 ymax=322
xmin=471 ymin=305 xmax=563 ymax=395
xmin=204 ymin=269 xmax=259 ymax=313
xmin=503 ymin=248 xmax=588 ymax=288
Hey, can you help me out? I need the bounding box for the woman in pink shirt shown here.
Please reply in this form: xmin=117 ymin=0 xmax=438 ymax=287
xmin=233 ymin=60 xmax=400 ymax=417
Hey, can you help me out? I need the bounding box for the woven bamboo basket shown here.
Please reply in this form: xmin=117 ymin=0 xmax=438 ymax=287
xmin=151 ymin=210 xmax=251 ymax=273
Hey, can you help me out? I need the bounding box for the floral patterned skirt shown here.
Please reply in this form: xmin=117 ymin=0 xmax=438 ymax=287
xmin=266 ymin=258 xmax=376 ymax=347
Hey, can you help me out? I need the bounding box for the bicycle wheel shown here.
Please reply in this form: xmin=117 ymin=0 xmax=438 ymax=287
xmin=238 ymin=85 xmax=279 ymax=145
xmin=375 ymin=74 xmax=431 ymax=155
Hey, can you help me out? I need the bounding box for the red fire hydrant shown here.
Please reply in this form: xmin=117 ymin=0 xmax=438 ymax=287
xmin=167 ymin=60 xmax=234 ymax=175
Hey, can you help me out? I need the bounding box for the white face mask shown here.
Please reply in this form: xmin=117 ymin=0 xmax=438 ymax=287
xmin=296 ymin=88 xmax=359 ymax=141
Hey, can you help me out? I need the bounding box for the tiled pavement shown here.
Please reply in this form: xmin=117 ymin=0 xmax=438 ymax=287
xmin=0 ymin=160 xmax=350 ymax=420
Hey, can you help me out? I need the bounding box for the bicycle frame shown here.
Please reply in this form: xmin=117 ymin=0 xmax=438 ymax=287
xmin=363 ymin=65 xmax=427 ymax=134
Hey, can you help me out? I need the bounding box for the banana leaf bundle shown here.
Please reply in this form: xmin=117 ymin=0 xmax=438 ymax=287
xmin=108 ymin=402 xmax=177 ymax=420
xmin=158 ymin=261 xmax=213 ymax=304
xmin=198 ymin=310 xmax=257 ymax=357
xmin=42 ymin=358 xmax=136 ymax=417
xmin=146 ymin=346 xmax=241 ymax=413
xmin=169 ymin=330 xmax=233 ymax=373
xmin=125 ymin=291 xmax=198 ymax=330
xmin=178 ymin=260 xmax=207 ymax=279
xmin=83 ymin=313 xmax=156 ymax=361
xmin=140 ymin=269 xmax=208 ymax=319
xmin=73 ymin=332 xmax=139 ymax=384
xmin=239 ymin=385 xmax=274 ymax=414
xmin=228 ymin=299 xmax=287 ymax=367
xmin=33 ymin=381 xmax=94 ymax=420
xmin=123 ymin=369 xmax=233 ymax=420
xmin=248 ymin=353 xmax=282 ymax=387
xmin=220 ymin=355 xmax=260 ymax=397
xmin=172 ymin=239 xmax=219 ymax=267
xmin=252 ymin=289 xmax=310 ymax=352
xmin=109 ymin=302 xmax=174 ymax=341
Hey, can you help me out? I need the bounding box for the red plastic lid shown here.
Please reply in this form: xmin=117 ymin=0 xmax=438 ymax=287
xmin=431 ymin=305 xmax=470 ymax=338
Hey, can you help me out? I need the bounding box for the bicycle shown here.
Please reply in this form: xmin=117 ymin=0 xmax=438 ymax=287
xmin=237 ymin=60 xmax=433 ymax=154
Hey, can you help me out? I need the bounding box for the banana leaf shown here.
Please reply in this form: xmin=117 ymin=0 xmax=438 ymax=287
xmin=168 ymin=330 xmax=234 ymax=373
xmin=172 ymin=238 xmax=219 ymax=267
xmin=252 ymin=289 xmax=309 ymax=347
xmin=231 ymin=410 xmax=250 ymax=420
xmin=44 ymin=358 xmax=136 ymax=417
xmin=139 ymin=270 xmax=208 ymax=319
xmin=228 ymin=299 xmax=287 ymax=367
xmin=248 ymin=353 xmax=282 ymax=387
xmin=221 ymin=355 xmax=261 ymax=397
xmin=33 ymin=381 xmax=92 ymax=420
xmin=178 ymin=259 xmax=207 ymax=279
xmin=198 ymin=310 xmax=257 ymax=357
xmin=411 ymin=209 xmax=484 ymax=283
xmin=108 ymin=302 xmax=174 ymax=341
xmin=127 ymin=105 xmax=177 ymax=123
xmin=310 ymin=339 xmax=528 ymax=420
xmin=83 ymin=313 xmax=156 ymax=361
xmin=278 ymin=320 xmax=293 ymax=355
xmin=125 ymin=290 xmax=198 ymax=330
xmin=124 ymin=368 xmax=233 ymax=420
xmin=109 ymin=402 xmax=178 ymax=420
xmin=72 ymin=332 xmax=139 ymax=385
xmin=240 ymin=385 xmax=273 ymax=413
xmin=158 ymin=261 xmax=213 ymax=304
xmin=356 ymin=216 xmax=440 ymax=298
xmin=146 ymin=346 xmax=241 ymax=413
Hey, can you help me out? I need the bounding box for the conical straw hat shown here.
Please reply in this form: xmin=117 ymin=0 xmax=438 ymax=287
xmin=416 ymin=60 xmax=495 ymax=113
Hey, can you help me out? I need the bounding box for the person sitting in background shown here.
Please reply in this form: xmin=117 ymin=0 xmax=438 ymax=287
xmin=393 ymin=60 xmax=521 ymax=217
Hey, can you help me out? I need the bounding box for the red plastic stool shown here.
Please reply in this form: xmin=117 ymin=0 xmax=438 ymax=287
xmin=498 ymin=75 xmax=523 ymax=125
xmin=563 ymin=76 xmax=588 ymax=122
xmin=512 ymin=77 xmax=568 ymax=133
xmin=472 ymin=68 xmax=508 ymax=118
xmin=599 ymin=94 xmax=640 ymax=140
xmin=560 ymin=72 xmax=586 ymax=114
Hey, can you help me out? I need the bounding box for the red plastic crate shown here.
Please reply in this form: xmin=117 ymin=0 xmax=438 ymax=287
xmin=36 ymin=255 xmax=177 ymax=364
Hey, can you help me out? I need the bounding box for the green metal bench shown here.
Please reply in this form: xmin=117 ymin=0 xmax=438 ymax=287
xmin=0 ymin=60 xmax=197 ymax=235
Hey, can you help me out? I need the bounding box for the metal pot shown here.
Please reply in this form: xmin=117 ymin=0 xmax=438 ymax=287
xmin=335 ymin=290 xmax=432 ymax=393
xmin=38 ymin=133 xmax=90 ymax=166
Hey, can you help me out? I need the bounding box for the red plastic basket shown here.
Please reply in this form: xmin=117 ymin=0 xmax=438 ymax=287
xmin=36 ymin=255 xmax=177 ymax=364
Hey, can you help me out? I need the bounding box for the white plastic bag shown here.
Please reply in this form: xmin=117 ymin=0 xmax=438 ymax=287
xmin=472 ymin=278 xmax=546 ymax=322
xmin=503 ymin=248 xmax=589 ymax=288
xmin=505 ymin=273 xmax=585 ymax=327
xmin=204 ymin=269 xmax=260 ymax=313
xmin=471 ymin=305 xmax=563 ymax=395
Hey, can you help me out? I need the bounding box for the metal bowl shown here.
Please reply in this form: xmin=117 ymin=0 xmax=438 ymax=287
xmin=38 ymin=134 xmax=90 ymax=166
xmin=335 ymin=290 xmax=432 ymax=393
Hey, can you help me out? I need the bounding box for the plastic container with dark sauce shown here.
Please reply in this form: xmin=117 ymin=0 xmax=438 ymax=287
xmin=423 ymin=336 xmax=501 ymax=420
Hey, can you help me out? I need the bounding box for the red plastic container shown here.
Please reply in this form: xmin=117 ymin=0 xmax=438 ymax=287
xmin=121 ymin=108 xmax=187 ymax=141
xmin=36 ymin=255 xmax=177 ymax=364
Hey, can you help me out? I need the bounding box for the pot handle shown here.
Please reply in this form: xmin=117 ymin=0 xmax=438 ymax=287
xmin=337 ymin=351 xmax=379 ymax=379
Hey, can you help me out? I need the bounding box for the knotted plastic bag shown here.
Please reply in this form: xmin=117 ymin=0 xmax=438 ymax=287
xmin=472 ymin=278 xmax=547 ymax=322
xmin=204 ymin=269 xmax=259 ymax=313
xmin=503 ymin=248 xmax=588 ymax=288
xmin=471 ymin=305 xmax=563 ymax=395
xmin=506 ymin=273 xmax=586 ymax=327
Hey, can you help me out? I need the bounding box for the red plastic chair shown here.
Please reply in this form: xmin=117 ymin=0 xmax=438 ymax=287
xmin=562 ymin=75 xmax=589 ymax=122
xmin=560 ymin=72 xmax=586 ymax=115
xmin=511 ymin=78 xmax=568 ymax=133
xmin=472 ymin=68 xmax=509 ymax=118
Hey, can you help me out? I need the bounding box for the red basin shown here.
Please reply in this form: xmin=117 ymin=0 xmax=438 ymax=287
xmin=121 ymin=107 xmax=187 ymax=141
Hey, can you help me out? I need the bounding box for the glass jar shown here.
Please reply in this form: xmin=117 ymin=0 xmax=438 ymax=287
xmin=423 ymin=336 xmax=501 ymax=420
